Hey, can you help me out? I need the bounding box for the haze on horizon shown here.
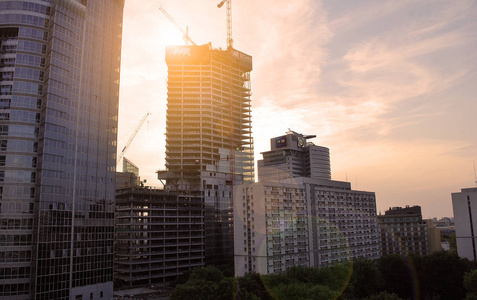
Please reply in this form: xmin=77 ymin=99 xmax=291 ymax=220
xmin=117 ymin=0 xmax=477 ymax=219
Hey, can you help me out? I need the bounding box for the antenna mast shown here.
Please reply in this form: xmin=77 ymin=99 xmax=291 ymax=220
xmin=217 ymin=0 xmax=233 ymax=49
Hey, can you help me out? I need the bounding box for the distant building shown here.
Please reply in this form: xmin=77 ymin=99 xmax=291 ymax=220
xmin=424 ymin=219 xmax=442 ymax=253
xmin=258 ymin=130 xmax=331 ymax=182
xmin=116 ymin=172 xmax=139 ymax=189
xmin=123 ymin=157 xmax=140 ymax=185
xmin=452 ymin=187 xmax=477 ymax=261
xmin=115 ymin=187 xmax=205 ymax=287
xmin=234 ymin=131 xmax=380 ymax=276
xmin=116 ymin=157 xmax=141 ymax=189
xmin=378 ymin=206 xmax=432 ymax=256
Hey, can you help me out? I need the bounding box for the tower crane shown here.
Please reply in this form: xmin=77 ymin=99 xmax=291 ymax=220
xmin=217 ymin=0 xmax=233 ymax=49
xmin=159 ymin=6 xmax=196 ymax=46
xmin=116 ymin=113 xmax=151 ymax=167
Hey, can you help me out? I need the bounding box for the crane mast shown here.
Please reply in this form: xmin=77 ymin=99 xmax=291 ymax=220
xmin=217 ymin=0 xmax=233 ymax=49
xmin=117 ymin=113 xmax=151 ymax=167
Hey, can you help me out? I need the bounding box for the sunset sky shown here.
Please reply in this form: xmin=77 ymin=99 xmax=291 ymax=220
xmin=118 ymin=0 xmax=477 ymax=218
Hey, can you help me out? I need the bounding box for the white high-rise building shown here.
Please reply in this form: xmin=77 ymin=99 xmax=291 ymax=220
xmin=452 ymin=187 xmax=477 ymax=261
xmin=234 ymin=132 xmax=380 ymax=276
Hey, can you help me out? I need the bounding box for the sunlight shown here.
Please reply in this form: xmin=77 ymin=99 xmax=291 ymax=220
xmin=159 ymin=23 xmax=186 ymax=46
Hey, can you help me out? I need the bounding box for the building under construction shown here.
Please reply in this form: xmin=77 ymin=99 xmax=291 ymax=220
xmin=115 ymin=187 xmax=204 ymax=287
xmin=157 ymin=44 xmax=254 ymax=266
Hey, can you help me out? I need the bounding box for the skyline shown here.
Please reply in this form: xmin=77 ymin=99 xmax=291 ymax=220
xmin=118 ymin=0 xmax=477 ymax=219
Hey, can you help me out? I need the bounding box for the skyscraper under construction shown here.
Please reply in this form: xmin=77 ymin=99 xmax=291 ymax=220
xmin=158 ymin=44 xmax=254 ymax=266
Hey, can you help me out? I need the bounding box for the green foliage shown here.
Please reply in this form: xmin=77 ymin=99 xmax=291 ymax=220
xmin=464 ymin=269 xmax=477 ymax=299
xmin=236 ymin=272 xmax=273 ymax=300
xmin=363 ymin=291 xmax=404 ymax=300
xmin=170 ymin=253 xmax=477 ymax=300
xmin=215 ymin=277 xmax=237 ymax=300
xmin=170 ymin=266 xmax=227 ymax=300
xmin=270 ymin=282 xmax=338 ymax=300
xmin=170 ymin=279 xmax=217 ymax=300
xmin=449 ymin=232 xmax=457 ymax=251
xmin=378 ymin=255 xmax=414 ymax=299
xmin=416 ymin=251 xmax=474 ymax=300
xmin=314 ymin=263 xmax=352 ymax=292
xmin=189 ymin=265 xmax=225 ymax=283
xmin=343 ymin=258 xmax=382 ymax=299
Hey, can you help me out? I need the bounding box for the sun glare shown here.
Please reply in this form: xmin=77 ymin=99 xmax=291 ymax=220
xmin=160 ymin=25 xmax=185 ymax=46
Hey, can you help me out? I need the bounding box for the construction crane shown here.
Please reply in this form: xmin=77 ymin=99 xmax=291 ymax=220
xmin=159 ymin=6 xmax=196 ymax=46
xmin=217 ymin=0 xmax=233 ymax=49
xmin=117 ymin=113 xmax=151 ymax=167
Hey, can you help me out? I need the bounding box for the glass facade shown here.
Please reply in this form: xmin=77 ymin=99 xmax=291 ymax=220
xmin=0 ymin=1 xmax=124 ymax=299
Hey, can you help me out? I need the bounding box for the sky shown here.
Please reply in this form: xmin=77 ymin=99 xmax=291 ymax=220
xmin=118 ymin=0 xmax=477 ymax=219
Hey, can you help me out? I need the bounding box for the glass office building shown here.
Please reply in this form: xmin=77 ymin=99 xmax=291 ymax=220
xmin=0 ymin=1 xmax=124 ymax=299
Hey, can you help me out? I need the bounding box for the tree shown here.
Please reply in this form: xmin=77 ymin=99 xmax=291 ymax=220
xmin=378 ymin=255 xmax=414 ymax=299
xmin=236 ymin=272 xmax=274 ymax=300
xmin=270 ymin=282 xmax=338 ymax=300
xmin=343 ymin=258 xmax=382 ymax=299
xmin=170 ymin=266 xmax=225 ymax=300
xmin=464 ymin=269 xmax=477 ymax=300
xmin=417 ymin=251 xmax=473 ymax=300
xmin=364 ymin=291 xmax=405 ymax=300
xmin=189 ymin=265 xmax=225 ymax=283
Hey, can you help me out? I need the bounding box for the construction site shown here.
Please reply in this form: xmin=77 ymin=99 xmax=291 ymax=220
xmin=115 ymin=0 xmax=255 ymax=288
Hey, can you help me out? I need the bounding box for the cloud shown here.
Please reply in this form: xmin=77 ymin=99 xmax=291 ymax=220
xmin=237 ymin=0 xmax=332 ymax=108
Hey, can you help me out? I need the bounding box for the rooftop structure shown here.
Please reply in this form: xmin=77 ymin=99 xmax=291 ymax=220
xmin=258 ymin=130 xmax=331 ymax=182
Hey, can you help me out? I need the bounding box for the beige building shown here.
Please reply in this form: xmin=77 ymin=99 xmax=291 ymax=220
xmin=424 ymin=219 xmax=443 ymax=253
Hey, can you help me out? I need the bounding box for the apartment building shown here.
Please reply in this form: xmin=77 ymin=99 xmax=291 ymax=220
xmin=234 ymin=132 xmax=380 ymax=276
xmin=378 ymin=206 xmax=430 ymax=256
